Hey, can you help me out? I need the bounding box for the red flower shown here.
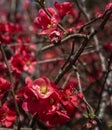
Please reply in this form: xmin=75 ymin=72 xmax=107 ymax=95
xmin=54 ymin=2 xmax=74 ymax=18
xmin=10 ymin=54 xmax=24 ymax=74
xmin=44 ymin=110 xmax=70 ymax=127
xmin=32 ymin=77 xmax=57 ymax=99
xmin=23 ymin=56 xmax=37 ymax=74
xmin=49 ymin=29 xmax=62 ymax=43
xmin=34 ymin=8 xmax=58 ymax=30
xmin=106 ymin=2 xmax=112 ymax=10
xmin=0 ymin=77 xmax=10 ymax=99
xmin=103 ymin=43 xmax=112 ymax=52
xmin=4 ymin=23 xmax=23 ymax=34
xmin=22 ymin=77 xmax=60 ymax=115
xmin=0 ymin=103 xmax=16 ymax=127
xmin=0 ymin=23 xmax=5 ymax=33
xmin=60 ymin=83 xmax=84 ymax=116
xmin=10 ymin=53 xmax=37 ymax=74
xmin=0 ymin=34 xmax=12 ymax=44
xmin=22 ymin=87 xmax=39 ymax=115
xmin=22 ymin=77 xmax=39 ymax=114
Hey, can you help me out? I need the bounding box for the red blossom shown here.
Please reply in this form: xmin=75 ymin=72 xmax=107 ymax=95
xmin=54 ymin=2 xmax=74 ymax=18
xmin=10 ymin=54 xmax=24 ymax=74
xmin=4 ymin=23 xmax=23 ymax=34
xmin=21 ymin=77 xmax=39 ymax=114
xmin=22 ymin=77 xmax=60 ymax=115
xmin=106 ymin=2 xmax=112 ymax=10
xmin=103 ymin=43 xmax=112 ymax=52
xmin=49 ymin=29 xmax=62 ymax=43
xmin=0 ymin=77 xmax=10 ymax=99
xmin=60 ymin=82 xmax=85 ymax=116
xmin=22 ymin=87 xmax=39 ymax=115
xmin=0 ymin=103 xmax=16 ymax=127
xmin=44 ymin=110 xmax=70 ymax=127
xmin=32 ymin=77 xmax=58 ymax=99
xmin=23 ymin=56 xmax=37 ymax=74
xmin=10 ymin=53 xmax=37 ymax=74
xmin=0 ymin=34 xmax=12 ymax=44
xmin=34 ymin=8 xmax=58 ymax=30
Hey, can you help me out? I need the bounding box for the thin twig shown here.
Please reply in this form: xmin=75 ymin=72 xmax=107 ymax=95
xmin=38 ymin=57 xmax=64 ymax=64
xmin=55 ymin=10 xmax=112 ymax=84
xmin=72 ymin=65 xmax=94 ymax=114
xmin=40 ymin=33 xmax=86 ymax=52
xmin=61 ymin=41 xmax=75 ymax=70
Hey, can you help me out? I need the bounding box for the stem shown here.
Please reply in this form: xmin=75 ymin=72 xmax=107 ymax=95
xmin=73 ymin=65 xmax=94 ymax=114
xmin=10 ymin=0 xmax=19 ymax=22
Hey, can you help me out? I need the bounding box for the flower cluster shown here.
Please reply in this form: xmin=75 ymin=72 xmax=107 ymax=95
xmin=0 ymin=0 xmax=112 ymax=129
xmin=0 ymin=76 xmax=85 ymax=128
xmin=0 ymin=22 xmax=22 ymax=44
xmin=20 ymin=77 xmax=84 ymax=127
xmin=10 ymin=45 xmax=37 ymax=75
xmin=34 ymin=2 xmax=77 ymax=43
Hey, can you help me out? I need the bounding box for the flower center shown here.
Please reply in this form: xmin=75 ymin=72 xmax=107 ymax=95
xmin=47 ymin=24 xmax=52 ymax=29
xmin=40 ymin=86 xmax=48 ymax=94
xmin=26 ymin=61 xmax=31 ymax=66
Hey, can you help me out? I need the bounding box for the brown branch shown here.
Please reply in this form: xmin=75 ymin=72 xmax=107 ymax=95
xmin=72 ymin=65 xmax=94 ymax=114
xmin=39 ymin=33 xmax=86 ymax=52
xmin=54 ymin=10 xmax=112 ymax=84
xmin=55 ymin=35 xmax=88 ymax=84
xmin=38 ymin=57 xmax=64 ymax=64
xmin=74 ymin=0 xmax=89 ymax=21
xmin=10 ymin=0 xmax=19 ymax=22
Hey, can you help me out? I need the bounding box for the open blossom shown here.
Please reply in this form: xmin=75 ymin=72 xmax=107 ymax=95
xmin=60 ymin=83 xmax=84 ymax=116
xmin=106 ymin=2 xmax=112 ymax=10
xmin=22 ymin=77 xmax=60 ymax=114
xmin=0 ymin=77 xmax=10 ymax=99
xmin=21 ymin=76 xmax=86 ymax=127
xmin=22 ymin=87 xmax=39 ymax=115
xmin=34 ymin=2 xmax=75 ymax=30
xmin=10 ymin=54 xmax=24 ymax=74
xmin=32 ymin=77 xmax=58 ymax=99
xmin=34 ymin=8 xmax=58 ymax=30
xmin=10 ymin=53 xmax=37 ymax=74
xmin=22 ymin=77 xmax=40 ymax=115
xmin=22 ymin=77 xmax=71 ymax=126
xmin=42 ymin=109 xmax=70 ymax=127
xmin=23 ymin=56 xmax=37 ymax=74
xmin=34 ymin=2 xmax=76 ymax=43
xmin=0 ymin=22 xmax=23 ymax=44
xmin=0 ymin=103 xmax=16 ymax=127
xmin=54 ymin=2 xmax=75 ymax=18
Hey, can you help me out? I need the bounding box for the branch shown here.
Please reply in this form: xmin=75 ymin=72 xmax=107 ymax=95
xmin=55 ymin=10 xmax=112 ymax=84
xmin=39 ymin=33 xmax=86 ymax=52
xmin=0 ymin=44 xmax=20 ymax=125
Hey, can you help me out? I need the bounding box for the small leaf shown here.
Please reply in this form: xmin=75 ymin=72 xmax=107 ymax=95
xmin=83 ymin=113 xmax=89 ymax=118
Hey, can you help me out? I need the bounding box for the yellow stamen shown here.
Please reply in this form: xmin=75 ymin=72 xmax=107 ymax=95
xmin=47 ymin=24 xmax=52 ymax=29
xmin=40 ymin=86 xmax=48 ymax=94
xmin=26 ymin=61 xmax=31 ymax=66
